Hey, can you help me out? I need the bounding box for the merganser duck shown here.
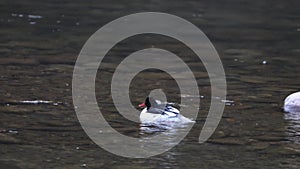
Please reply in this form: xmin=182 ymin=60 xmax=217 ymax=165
xmin=284 ymin=92 xmax=300 ymax=113
xmin=138 ymin=97 xmax=195 ymax=125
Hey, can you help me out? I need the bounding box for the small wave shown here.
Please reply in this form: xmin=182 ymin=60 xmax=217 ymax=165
xmin=11 ymin=13 xmax=43 ymax=19
xmin=28 ymin=14 xmax=43 ymax=19
xmin=5 ymin=100 xmax=61 ymax=106
xmin=221 ymin=99 xmax=235 ymax=106
xmin=20 ymin=100 xmax=53 ymax=104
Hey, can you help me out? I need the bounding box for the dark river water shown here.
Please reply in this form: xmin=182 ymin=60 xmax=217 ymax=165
xmin=0 ymin=0 xmax=299 ymax=168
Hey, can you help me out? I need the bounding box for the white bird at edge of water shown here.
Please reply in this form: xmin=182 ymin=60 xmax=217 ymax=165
xmin=138 ymin=97 xmax=195 ymax=125
xmin=284 ymin=92 xmax=300 ymax=113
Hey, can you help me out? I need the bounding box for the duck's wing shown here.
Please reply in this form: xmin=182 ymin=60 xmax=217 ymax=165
xmin=164 ymin=106 xmax=180 ymax=114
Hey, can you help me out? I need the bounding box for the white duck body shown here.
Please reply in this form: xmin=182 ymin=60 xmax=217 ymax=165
xmin=284 ymin=92 xmax=300 ymax=113
xmin=139 ymin=100 xmax=194 ymax=125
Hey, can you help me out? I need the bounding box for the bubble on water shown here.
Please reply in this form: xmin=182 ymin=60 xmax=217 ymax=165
xmin=192 ymin=13 xmax=202 ymax=17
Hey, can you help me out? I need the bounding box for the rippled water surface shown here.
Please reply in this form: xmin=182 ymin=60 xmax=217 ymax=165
xmin=0 ymin=0 xmax=299 ymax=168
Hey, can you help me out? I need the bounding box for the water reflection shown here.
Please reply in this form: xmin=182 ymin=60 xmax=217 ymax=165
xmin=284 ymin=112 xmax=300 ymax=144
xmin=138 ymin=123 xmax=191 ymax=168
xmin=140 ymin=123 xmax=193 ymax=135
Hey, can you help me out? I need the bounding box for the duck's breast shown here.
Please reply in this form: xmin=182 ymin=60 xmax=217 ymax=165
xmin=139 ymin=108 xmax=162 ymax=123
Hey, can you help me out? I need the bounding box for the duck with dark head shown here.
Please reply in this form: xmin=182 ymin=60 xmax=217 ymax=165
xmin=138 ymin=97 xmax=194 ymax=124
